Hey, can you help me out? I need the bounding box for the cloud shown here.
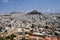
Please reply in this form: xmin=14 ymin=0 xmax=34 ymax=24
xmin=43 ymin=9 xmax=51 ymax=12
xmin=47 ymin=9 xmax=51 ymax=12
xmin=42 ymin=9 xmax=51 ymax=13
xmin=2 ymin=0 xmax=8 ymax=2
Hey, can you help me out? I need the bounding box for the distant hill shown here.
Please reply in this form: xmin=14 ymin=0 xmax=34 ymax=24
xmin=50 ymin=13 xmax=60 ymax=15
xmin=10 ymin=12 xmax=27 ymax=14
xmin=27 ymin=10 xmax=41 ymax=15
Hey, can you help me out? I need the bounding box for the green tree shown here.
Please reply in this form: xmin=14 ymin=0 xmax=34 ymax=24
xmin=0 ymin=37 xmax=6 ymax=40
xmin=22 ymin=37 xmax=26 ymax=40
xmin=6 ymin=34 xmax=16 ymax=40
xmin=10 ymin=34 xmax=16 ymax=40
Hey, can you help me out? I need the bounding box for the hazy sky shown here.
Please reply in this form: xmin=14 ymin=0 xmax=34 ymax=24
xmin=0 ymin=0 xmax=60 ymax=13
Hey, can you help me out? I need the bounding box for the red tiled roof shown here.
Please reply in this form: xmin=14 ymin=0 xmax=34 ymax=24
xmin=52 ymin=37 xmax=58 ymax=40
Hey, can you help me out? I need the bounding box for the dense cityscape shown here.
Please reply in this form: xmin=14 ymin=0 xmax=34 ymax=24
xmin=0 ymin=10 xmax=60 ymax=40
